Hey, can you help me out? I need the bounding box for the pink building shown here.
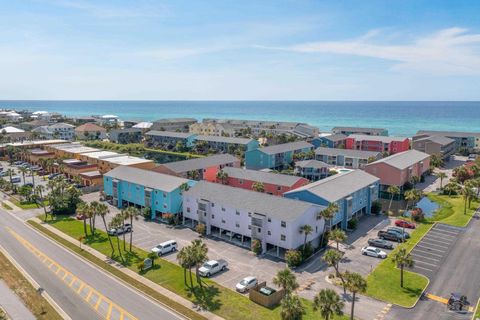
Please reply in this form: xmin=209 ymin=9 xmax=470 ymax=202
xmin=364 ymin=150 xmax=430 ymax=192
xmin=345 ymin=134 xmax=410 ymax=155
xmin=217 ymin=167 xmax=309 ymax=196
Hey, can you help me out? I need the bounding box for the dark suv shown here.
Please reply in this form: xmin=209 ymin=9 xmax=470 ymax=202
xmin=377 ymin=230 xmax=404 ymax=242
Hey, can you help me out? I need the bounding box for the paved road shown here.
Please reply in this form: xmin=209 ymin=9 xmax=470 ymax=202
xmin=387 ymin=212 xmax=480 ymax=320
xmin=0 ymin=208 xmax=184 ymax=320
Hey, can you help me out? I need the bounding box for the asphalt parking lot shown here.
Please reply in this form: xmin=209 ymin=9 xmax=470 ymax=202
xmin=407 ymin=223 xmax=462 ymax=279
xmin=0 ymin=161 xmax=49 ymax=190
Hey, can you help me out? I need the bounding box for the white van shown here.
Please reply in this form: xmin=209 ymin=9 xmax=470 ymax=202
xmin=151 ymin=240 xmax=177 ymax=256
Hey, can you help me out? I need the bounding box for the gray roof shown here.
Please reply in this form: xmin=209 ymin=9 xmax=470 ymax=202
xmin=110 ymin=128 xmax=142 ymax=134
xmin=185 ymin=181 xmax=323 ymax=221
xmin=195 ymin=135 xmax=256 ymax=145
xmin=348 ymin=134 xmax=409 ymax=143
xmin=146 ymin=130 xmax=195 ymax=138
xmin=105 ymin=166 xmax=190 ymax=192
xmin=285 ymin=170 xmax=379 ymax=203
xmin=367 ymin=150 xmax=430 ymax=170
xmin=221 ymin=167 xmax=306 ymax=187
xmin=161 ymin=154 xmax=239 ymax=173
xmin=153 ymin=118 xmax=197 ymax=123
xmin=295 ymin=160 xmax=332 ymax=169
xmin=416 ymin=130 xmax=480 ymax=138
xmin=257 ymin=141 xmax=313 ymax=155
xmin=321 ymin=134 xmax=347 ymax=142
xmin=49 ymin=122 xmax=74 ymax=129
xmin=332 ymin=127 xmax=387 ymax=134
xmin=413 ymin=135 xmax=455 ymax=146
xmin=315 ymin=147 xmax=381 ymax=159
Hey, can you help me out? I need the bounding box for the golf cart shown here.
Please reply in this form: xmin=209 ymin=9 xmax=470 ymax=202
xmin=447 ymin=293 xmax=469 ymax=312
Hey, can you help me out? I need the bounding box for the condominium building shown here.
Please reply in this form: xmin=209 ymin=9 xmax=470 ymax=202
xmin=345 ymin=135 xmax=410 ymax=155
xmin=145 ymin=131 xmax=197 ymax=148
xmin=293 ymin=160 xmax=332 ymax=181
xmin=75 ymin=123 xmax=107 ymax=140
xmin=32 ymin=123 xmax=75 ymax=140
xmin=415 ymin=130 xmax=480 ymax=152
xmin=284 ymin=170 xmax=380 ymax=230
xmin=412 ymin=135 xmax=456 ymax=159
xmin=332 ymin=127 xmax=388 ymax=136
xmin=245 ymin=141 xmax=314 ymax=170
xmin=314 ymin=147 xmax=382 ymax=169
xmin=312 ymin=134 xmax=347 ymax=148
xmin=182 ymin=181 xmax=325 ymax=257
xmin=151 ymin=118 xmax=197 ymax=132
xmin=109 ymin=128 xmax=143 ymax=144
xmin=194 ymin=135 xmax=259 ymax=153
xmin=104 ymin=166 xmax=195 ymax=220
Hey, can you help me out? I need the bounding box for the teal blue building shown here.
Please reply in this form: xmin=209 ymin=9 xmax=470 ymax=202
xmin=284 ymin=170 xmax=379 ymax=230
xmin=245 ymin=141 xmax=314 ymax=170
xmin=104 ymin=166 xmax=196 ymax=220
xmin=145 ymin=131 xmax=197 ymax=148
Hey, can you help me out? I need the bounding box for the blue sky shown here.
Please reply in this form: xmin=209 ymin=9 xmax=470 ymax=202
xmin=1 ymin=0 xmax=480 ymax=100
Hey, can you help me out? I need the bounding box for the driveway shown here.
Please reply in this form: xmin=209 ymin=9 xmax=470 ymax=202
xmin=418 ymin=155 xmax=466 ymax=193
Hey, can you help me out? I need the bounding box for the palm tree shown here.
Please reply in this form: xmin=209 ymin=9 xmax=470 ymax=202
xmin=252 ymin=181 xmax=265 ymax=192
xmin=323 ymin=249 xmax=344 ymax=286
xmin=216 ymin=170 xmax=229 ymax=184
xmin=191 ymin=239 xmax=208 ymax=289
xmin=344 ymin=272 xmax=367 ymax=320
xmin=387 ymin=185 xmax=400 ymax=212
xmin=273 ymin=268 xmax=299 ymax=294
xmin=319 ymin=202 xmax=339 ymax=248
xmin=392 ymin=248 xmax=414 ymax=288
xmin=109 ymin=214 xmax=125 ymax=263
xmin=461 ymin=185 xmax=475 ymax=214
xmin=177 ymin=246 xmax=195 ymax=288
xmin=430 ymin=153 xmax=443 ymax=169
xmin=328 ymin=228 xmax=347 ymax=251
xmin=444 ymin=182 xmax=460 ymax=196
xmin=410 ymin=175 xmax=420 ymax=188
xmin=5 ymin=168 xmax=14 ymax=185
xmin=437 ymin=172 xmax=448 ymax=189
xmin=96 ymin=202 xmax=114 ymax=256
xmin=280 ymin=294 xmax=305 ymax=320
xmin=299 ymin=225 xmax=313 ymax=252
xmin=76 ymin=202 xmax=89 ymax=236
xmin=313 ymin=288 xmax=344 ymax=320
xmin=124 ymin=206 xmax=141 ymax=251
xmin=404 ymin=189 xmax=421 ymax=212
xmin=34 ymin=185 xmax=48 ymax=220
xmin=18 ymin=166 xmax=28 ymax=186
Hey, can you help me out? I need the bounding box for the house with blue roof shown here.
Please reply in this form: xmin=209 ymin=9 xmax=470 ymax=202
xmin=284 ymin=170 xmax=379 ymax=230
xmin=103 ymin=166 xmax=196 ymax=220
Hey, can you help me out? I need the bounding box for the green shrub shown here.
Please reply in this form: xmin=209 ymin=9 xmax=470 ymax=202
xmin=285 ymin=250 xmax=302 ymax=268
xmin=251 ymin=239 xmax=262 ymax=255
xmin=371 ymin=200 xmax=382 ymax=214
xmin=347 ymin=217 xmax=358 ymax=230
xmin=300 ymin=242 xmax=313 ymax=260
xmin=195 ymin=223 xmax=206 ymax=236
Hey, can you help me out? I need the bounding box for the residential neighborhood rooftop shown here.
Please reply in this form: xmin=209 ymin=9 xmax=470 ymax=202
xmin=146 ymin=130 xmax=195 ymax=138
xmin=367 ymin=150 xmax=430 ymax=170
xmin=295 ymin=159 xmax=332 ymax=169
xmin=75 ymin=123 xmax=106 ymax=132
xmin=195 ymin=135 xmax=256 ymax=144
xmin=347 ymin=134 xmax=408 ymax=143
xmin=315 ymin=147 xmax=381 ymax=158
xmin=185 ymin=181 xmax=323 ymax=221
xmin=105 ymin=166 xmax=189 ymax=192
xmin=161 ymin=154 xmax=239 ymax=173
xmin=256 ymin=141 xmax=313 ymax=155
xmin=322 ymin=133 xmax=347 ymax=142
xmin=416 ymin=130 xmax=480 ymax=137
xmin=221 ymin=167 xmax=306 ymax=187
xmin=413 ymin=135 xmax=455 ymax=146
xmin=285 ymin=170 xmax=379 ymax=202
xmin=104 ymin=155 xmax=153 ymax=165
xmin=332 ymin=126 xmax=387 ymax=134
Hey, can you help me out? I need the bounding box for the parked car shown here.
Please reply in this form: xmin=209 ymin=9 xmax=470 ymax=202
xmin=198 ymin=259 xmax=228 ymax=277
xmin=48 ymin=173 xmax=59 ymax=180
xmin=107 ymin=223 xmax=132 ymax=236
xmin=387 ymin=227 xmax=411 ymax=239
xmin=377 ymin=230 xmax=404 ymax=242
xmin=236 ymin=276 xmax=258 ymax=293
xmin=13 ymin=161 xmax=23 ymax=166
xmin=361 ymin=246 xmax=387 ymax=259
xmin=25 ymin=183 xmax=34 ymax=188
xmin=151 ymin=240 xmax=177 ymax=256
xmin=368 ymin=238 xmax=394 ymax=249
xmin=0 ymin=171 xmax=7 ymax=177
xmin=11 ymin=176 xmax=21 ymax=183
xmin=395 ymin=220 xmax=416 ymax=229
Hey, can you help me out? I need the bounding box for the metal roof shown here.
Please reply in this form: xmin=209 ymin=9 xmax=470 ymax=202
xmin=105 ymin=166 xmax=189 ymax=192
xmin=285 ymin=170 xmax=379 ymax=203
xmin=347 ymin=134 xmax=409 ymax=143
xmin=185 ymin=181 xmax=323 ymax=221
xmin=294 ymin=160 xmax=332 ymax=169
xmin=161 ymin=154 xmax=239 ymax=173
xmin=315 ymin=147 xmax=381 ymax=158
xmin=221 ymin=167 xmax=306 ymax=187
xmin=146 ymin=130 xmax=195 ymax=138
xmin=195 ymin=135 xmax=256 ymax=145
xmin=256 ymin=141 xmax=313 ymax=155
xmin=366 ymin=150 xmax=430 ymax=170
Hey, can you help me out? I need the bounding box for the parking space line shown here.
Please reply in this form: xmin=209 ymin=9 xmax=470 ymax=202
xmin=412 ymin=248 xmax=443 ymax=257
xmin=429 ymin=230 xmax=457 ymax=237
xmin=417 ymin=244 xmax=446 ymax=253
xmin=411 ymin=254 xmax=440 ymax=262
xmin=422 ymin=235 xmax=454 ymax=244
xmin=412 ymin=265 xmax=435 ymax=272
xmin=414 ymin=260 xmax=438 ymax=267
xmin=419 ymin=241 xmax=449 ymax=249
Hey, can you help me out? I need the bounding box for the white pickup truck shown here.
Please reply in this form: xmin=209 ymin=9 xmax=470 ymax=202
xmin=198 ymin=259 xmax=228 ymax=277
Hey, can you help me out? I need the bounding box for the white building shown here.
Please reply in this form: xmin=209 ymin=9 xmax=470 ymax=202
xmin=32 ymin=123 xmax=75 ymax=140
xmin=183 ymin=181 xmax=325 ymax=257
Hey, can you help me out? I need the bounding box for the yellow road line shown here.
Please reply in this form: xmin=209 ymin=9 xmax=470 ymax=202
xmin=426 ymin=293 xmax=474 ymax=312
xmin=6 ymin=227 xmax=138 ymax=320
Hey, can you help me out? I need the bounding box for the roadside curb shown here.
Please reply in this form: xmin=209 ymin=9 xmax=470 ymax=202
xmin=31 ymin=218 xmax=222 ymax=320
xmin=0 ymin=243 xmax=72 ymax=320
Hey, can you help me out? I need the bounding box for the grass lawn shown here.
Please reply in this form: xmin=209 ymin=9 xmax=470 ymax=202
xmin=0 ymin=250 xmax=63 ymax=320
xmin=427 ymin=193 xmax=478 ymax=227
xmin=38 ymin=217 xmax=348 ymax=320
xmin=366 ymin=222 xmax=432 ymax=307
xmin=10 ymin=198 xmax=49 ymax=210
xmin=475 ymin=299 xmax=480 ymax=319
xmin=2 ymin=202 xmax=12 ymax=210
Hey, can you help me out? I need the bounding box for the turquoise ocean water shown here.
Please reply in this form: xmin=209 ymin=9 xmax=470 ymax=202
xmin=0 ymin=101 xmax=478 ymax=137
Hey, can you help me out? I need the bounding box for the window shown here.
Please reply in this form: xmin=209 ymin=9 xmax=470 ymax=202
xmin=221 ymin=207 xmax=225 ymax=211
xmin=163 ymin=192 xmax=167 ymax=198
xmin=235 ymin=223 xmax=240 ymax=228
xmin=211 ymin=203 xmax=215 ymax=207
xmin=248 ymin=225 xmax=251 ymax=230
xmin=257 ymin=227 xmax=261 ymax=233
xmin=212 ymin=214 xmax=215 ymax=219
xmin=163 ymin=204 xmax=167 ymax=208
xmin=155 ymin=201 xmax=158 ymax=205
xmin=239 ymin=179 xmax=243 ymax=185
xmin=267 ymin=218 xmax=271 ymax=223
xmin=281 ymin=221 xmax=286 ymax=228
xmin=267 ymin=231 xmax=271 ymax=236
xmin=186 ymin=207 xmax=190 ymax=213
xmin=221 ymin=219 xmax=226 ymax=224
xmin=316 ymin=226 xmax=318 ymax=233
xmin=277 ymin=186 xmax=282 ymax=191
xmin=236 ymin=210 xmax=240 ymax=215
xmin=281 ymin=235 xmax=286 ymax=241
xmin=248 ymin=212 xmax=252 ymax=217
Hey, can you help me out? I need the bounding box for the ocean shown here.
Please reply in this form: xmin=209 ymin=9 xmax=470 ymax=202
xmin=0 ymin=101 xmax=479 ymax=137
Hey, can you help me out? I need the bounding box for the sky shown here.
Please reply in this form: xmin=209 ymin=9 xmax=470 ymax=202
xmin=1 ymin=0 xmax=480 ymax=100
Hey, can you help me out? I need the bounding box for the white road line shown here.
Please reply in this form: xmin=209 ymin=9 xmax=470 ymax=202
xmin=414 ymin=260 xmax=438 ymax=268
xmin=422 ymin=235 xmax=454 ymax=244
xmin=430 ymin=229 xmax=458 ymax=236
xmin=417 ymin=244 xmax=447 ymax=253
xmin=411 ymin=254 xmax=440 ymax=262
xmin=419 ymin=241 xmax=449 ymax=249
xmin=412 ymin=248 xmax=443 ymax=257
xmin=413 ymin=265 xmax=435 ymax=272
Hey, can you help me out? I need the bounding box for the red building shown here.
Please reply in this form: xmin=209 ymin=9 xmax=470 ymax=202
xmin=217 ymin=167 xmax=309 ymax=196
xmin=345 ymin=134 xmax=410 ymax=155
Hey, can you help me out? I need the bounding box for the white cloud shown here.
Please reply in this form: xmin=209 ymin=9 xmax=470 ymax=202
xmin=259 ymin=27 xmax=480 ymax=75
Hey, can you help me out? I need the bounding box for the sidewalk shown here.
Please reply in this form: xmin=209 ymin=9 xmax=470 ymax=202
xmin=31 ymin=218 xmax=223 ymax=320
xmin=0 ymin=280 xmax=36 ymax=320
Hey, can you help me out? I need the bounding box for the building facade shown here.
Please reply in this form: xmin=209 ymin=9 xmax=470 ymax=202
xmin=345 ymin=135 xmax=410 ymax=155
xmin=284 ymin=170 xmax=380 ymax=230
xmin=312 ymin=134 xmax=347 ymax=148
xmin=109 ymin=128 xmax=143 ymax=144
xmin=183 ymin=181 xmax=325 ymax=257
xmin=194 ymin=135 xmax=259 ymax=153
xmin=314 ymin=147 xmax=381 ymax=169
xmin=32 ymin=123 xmax=75 ymax=140
xmin=104 ymin=166 xmax=196 ymax=220
xmin=293 ymin=160 xmax=332 ymax=181
xmin=245 ymin=141 xmax=314 ymax=170
xmin=412 ymin=135 xmax=456 ymax=159
xmin=145 ymin=131 xmax=197 ymax=148
xmin=416 ymin=130 xmax=480 ymax=152
xmin=150 ymin=118 xmax=197 ymax=132
xmin=75 ymin=123 xmax=107 ymax=140
xmin=332 ymin=127 xmax=388 ymax=136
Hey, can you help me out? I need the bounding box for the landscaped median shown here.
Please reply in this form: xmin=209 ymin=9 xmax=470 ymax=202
xmin=427 ymin=193 xmax=478 ymax=227
xmin=29 ymin=217 xmax=346 ymax=320
xmin=366 ymin=222 xmax=433 ymax=308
